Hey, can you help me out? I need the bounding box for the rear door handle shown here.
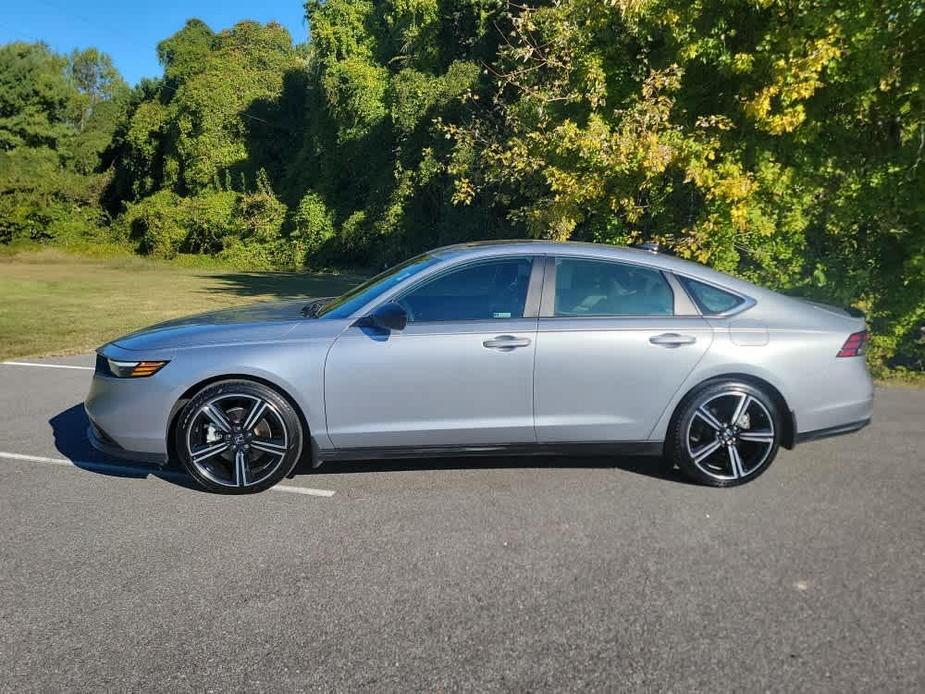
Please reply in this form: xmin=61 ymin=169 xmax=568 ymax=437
xmin=649 ymin=333 xmax=697 ymax=347
xmin=483 ymin=335 xmax=532 ymax=350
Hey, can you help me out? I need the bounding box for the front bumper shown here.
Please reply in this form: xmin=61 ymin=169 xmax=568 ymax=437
xmin=84 ymin=348 xmax=178 ymax=461
xmin=86 ymin=421 xmax=167 ymax=464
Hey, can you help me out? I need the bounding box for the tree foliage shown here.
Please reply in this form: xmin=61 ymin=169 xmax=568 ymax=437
xmin=444 ymin=0 xmax=925 ymax=369
xmin=0 ymin=1 xmax=923 ymax=370
xmin=0 ymin=42 xmax=127 ymax=245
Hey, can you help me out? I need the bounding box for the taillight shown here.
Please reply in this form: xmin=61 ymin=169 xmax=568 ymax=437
xmin=837 ymin=330 xmax=869 ymax=358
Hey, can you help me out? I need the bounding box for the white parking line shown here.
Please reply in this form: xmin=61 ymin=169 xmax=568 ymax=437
xmin=0 ymin=451 xmax=335 ymax=498
xmin=274 ymin=485 xmax=336 ymax=497
xmin=1 ymin=361 xmax=94 ymax=370
xmin=0 ymin=450 xmax=186 ymax=479
xmin=0 ymin=451 xmax=86 ymax=466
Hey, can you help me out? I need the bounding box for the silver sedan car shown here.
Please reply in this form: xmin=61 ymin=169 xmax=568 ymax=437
xmin=85 ymin=241 xmax=873 ymax=492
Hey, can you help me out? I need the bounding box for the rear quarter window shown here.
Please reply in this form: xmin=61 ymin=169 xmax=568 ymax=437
xmin=679 ymin=277 xmax=746 ymax=315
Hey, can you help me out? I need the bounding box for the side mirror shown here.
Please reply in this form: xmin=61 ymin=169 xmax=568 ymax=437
xmin=363 ymin=302 xmax=407 ymax=331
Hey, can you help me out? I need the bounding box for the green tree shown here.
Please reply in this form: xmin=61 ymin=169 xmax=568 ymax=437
xmin=443 ymin=0 xmax=924 ymax=370
xmin=0 ymin=42 xmax=126 ymax=244
xmin=0 ymin=43 xmax=72 ymax=151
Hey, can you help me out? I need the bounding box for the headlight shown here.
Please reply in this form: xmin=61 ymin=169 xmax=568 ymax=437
xmin=102 ymin=358 xmax=169 ymax=378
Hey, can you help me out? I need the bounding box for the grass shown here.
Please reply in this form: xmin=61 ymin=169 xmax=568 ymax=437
xmin=0 ymin=248 xmax=363 ymax=361
xmin=874 ymin=368 xmax=925 ymax=387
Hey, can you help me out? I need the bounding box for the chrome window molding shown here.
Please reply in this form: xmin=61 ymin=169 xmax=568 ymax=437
xmin=538 ymin=254 xmax=682 ymax=320
xmin=383 ymin=254 xmax=545 ymax=324
xmin=664 ymin=272 xmax=700 ymax=316
xmin=672 ymin=272 xmax=757 ymax=318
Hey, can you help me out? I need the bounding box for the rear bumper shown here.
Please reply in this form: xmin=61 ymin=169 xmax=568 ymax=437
xmin=794 ymin=417 xmax=870 ymax=445
xmin=789 ymin=348 xmax=874 ymax=442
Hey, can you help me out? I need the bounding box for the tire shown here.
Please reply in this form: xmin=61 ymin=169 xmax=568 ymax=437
xmin=666 ymin=379 xmax=782 ymax=487
xmin=175 ymin=379 xmax=304 ymax=494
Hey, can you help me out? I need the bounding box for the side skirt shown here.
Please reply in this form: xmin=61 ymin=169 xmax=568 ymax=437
xmin=317 ymin=440 xmax=664 ymax=463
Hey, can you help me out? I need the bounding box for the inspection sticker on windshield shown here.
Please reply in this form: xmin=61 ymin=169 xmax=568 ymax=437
xmin=493 ymin=312 xmax=512 ymax=318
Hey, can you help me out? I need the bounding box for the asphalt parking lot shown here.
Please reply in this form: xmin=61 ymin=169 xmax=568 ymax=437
xmin=0 ymin=356 xmax=923 ymax=692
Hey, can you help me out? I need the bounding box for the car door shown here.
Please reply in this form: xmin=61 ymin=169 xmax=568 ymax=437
xmin=534 ymin=255 xmax=713 ymax=443
xmin=324 ymin=255 xmax=543 ymax=449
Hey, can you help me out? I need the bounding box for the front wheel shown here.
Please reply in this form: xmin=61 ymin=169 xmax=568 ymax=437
xmin=175 ymin=379 xmax=304 ymax=494
xmin=666 ymin=380 xmax=781 ymax=487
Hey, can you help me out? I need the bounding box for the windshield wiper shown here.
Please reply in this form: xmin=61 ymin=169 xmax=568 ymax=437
xmin=300 ymin=298 xmax=330 ymax=318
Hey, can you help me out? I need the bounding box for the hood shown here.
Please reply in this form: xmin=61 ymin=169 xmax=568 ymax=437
xmin=112 ymin=299 xmax=312 ymax=351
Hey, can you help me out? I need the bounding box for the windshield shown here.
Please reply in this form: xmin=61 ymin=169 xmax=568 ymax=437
xmin=316 ymin=253 xmax=444 ymax=319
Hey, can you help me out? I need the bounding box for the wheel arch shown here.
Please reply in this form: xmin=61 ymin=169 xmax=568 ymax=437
xmin=666 ymin=373 xmax=796 ymax=450
xmin=166 ymin=373 xmax=313 ymax=464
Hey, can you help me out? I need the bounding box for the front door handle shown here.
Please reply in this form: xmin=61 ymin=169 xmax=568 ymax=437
xmin=649 ymin=333 xmax=697 ymax=348
xmin=483 ymin=335 xmax=532 ymax=350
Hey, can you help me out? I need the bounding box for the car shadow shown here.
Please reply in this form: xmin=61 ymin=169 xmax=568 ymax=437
xmin=50 ymin=403 xmax=690 ymax=489
xmin=198 ymin=270 xmax=362 ymax=301
xmin=48 ymin=404 xmax=203 ymax=492
xmin=290 ymin=450 xmax=688 ymax=484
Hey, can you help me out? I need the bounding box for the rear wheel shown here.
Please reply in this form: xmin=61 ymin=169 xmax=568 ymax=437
xmin=175 ymin=379 xmax=303 ymax=494
xmin=667 ymin=380 xmax=781 ymax=487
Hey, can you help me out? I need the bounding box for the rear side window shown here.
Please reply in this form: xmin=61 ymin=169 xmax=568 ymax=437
xmin=679 ymin=277 xmax=746 ymax=315
xmin=553 ymin=258 xmax=674 ymax=316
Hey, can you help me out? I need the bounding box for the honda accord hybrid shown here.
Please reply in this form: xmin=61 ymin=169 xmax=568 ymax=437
xmin=85 ymin=241 xmax=873 ymax=492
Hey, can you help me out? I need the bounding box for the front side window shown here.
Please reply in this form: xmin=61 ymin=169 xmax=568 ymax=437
xmin=553 ymin=258 xmax=674 ymax=317
xmin=398 ymin=257 xmax=534 ymax=322
xmin=678 ymin=276 xmax=745 ymax=315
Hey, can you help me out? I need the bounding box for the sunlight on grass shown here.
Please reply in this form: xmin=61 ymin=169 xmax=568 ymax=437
xmin=0 ymin=249 xmax=362 ymax=360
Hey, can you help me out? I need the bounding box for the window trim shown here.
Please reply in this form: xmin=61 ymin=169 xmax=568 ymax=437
xmin=539 ymin=255 xmax=679 ymax=319
xmin=386 ymin=254 xmax=545 ymax=325
xmin=674 ymin=273 xmax=756 ymax=318
xmin=664 ymin=272 xmax=700 ymax=315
